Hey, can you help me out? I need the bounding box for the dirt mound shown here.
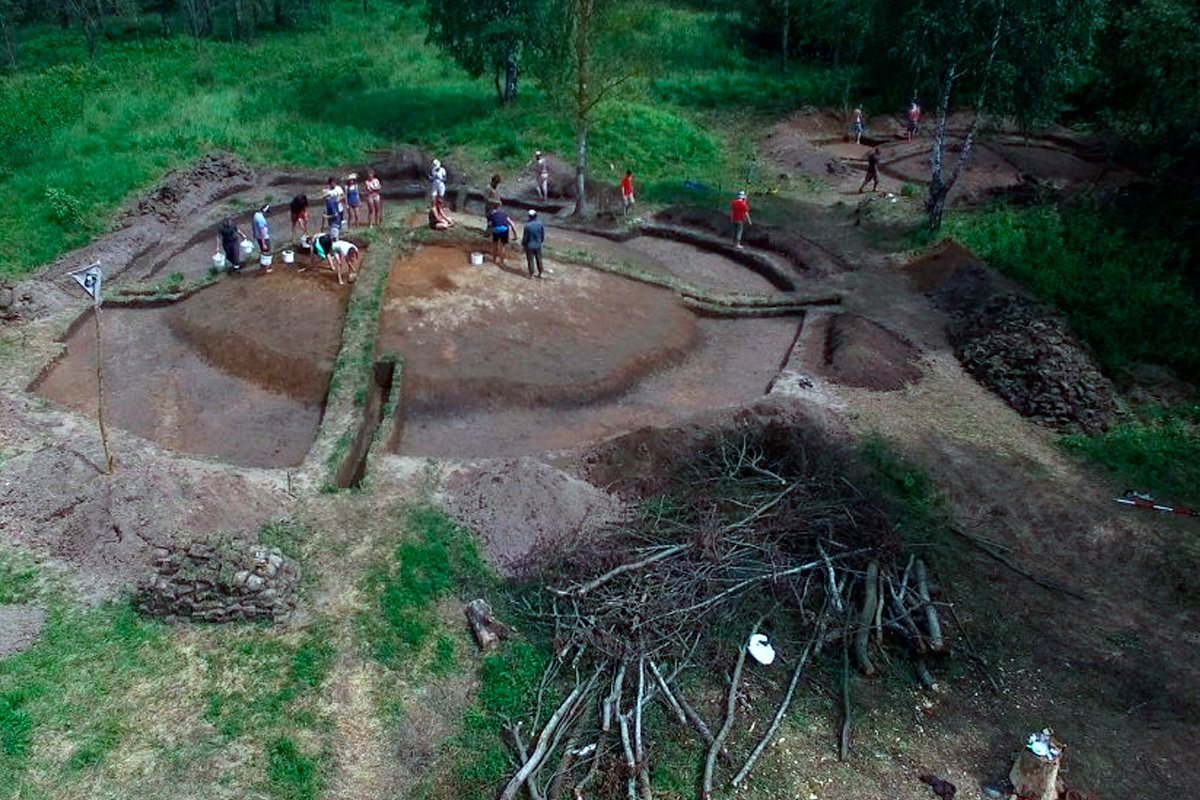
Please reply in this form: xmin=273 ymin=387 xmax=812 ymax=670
xmin=372 ymin=146 xmax=436 ymax=183
xmin=121 ymin=152 xmax=254 ymax=225
xmin=0 ymin=402 xmax=291 ymax=598
xmin=904 ymin=241 xmax=999 ymax=313
xmin=818 ymin=314 xmax=922 ymax=391
xmin=949 ymin=294 xmax=1119 ymax=433
xmin=165 ymin=271 xmax=350 ymax=404
xmin=441 ymin=459 xmax=626 ymax=577
xmin=0 ymin=605 xmax=45 ymax=659
xmin=655 ymin=206 xmax=839 ymax=274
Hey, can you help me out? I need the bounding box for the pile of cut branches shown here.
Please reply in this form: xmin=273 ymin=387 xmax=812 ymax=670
xmin=498 ymin=426 xmax=950 ymax=800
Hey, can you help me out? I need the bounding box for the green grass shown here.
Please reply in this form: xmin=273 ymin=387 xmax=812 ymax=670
xmin=359 ymin=505 xmax=488 ymax=668
xmin=944 ymin=202 xmax=1200 ymax=378
xmin=1061 ymin=405 xmax=1200 ymax=505
xmin=267 ymin=737 xmax=324 ymax=800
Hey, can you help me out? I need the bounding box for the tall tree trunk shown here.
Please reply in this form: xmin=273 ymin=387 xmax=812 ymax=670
xmin=574 ymin=116 xmax=588 ymax=217
xmin=572 ymin=0 xmax=591 ymax=217
xmin=504 ymin=48 xmax=519 ymax=102
xmin=0 ymin=11 xmax=16 ymax=70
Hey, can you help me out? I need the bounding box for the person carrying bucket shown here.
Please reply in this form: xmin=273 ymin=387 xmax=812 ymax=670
xmin=218 ymin=216 xmax=248 ymax=273
xmin=252 ymin=204 xmax=272 ymax=272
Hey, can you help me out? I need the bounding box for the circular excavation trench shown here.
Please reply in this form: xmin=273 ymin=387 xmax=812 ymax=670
xmin=32 ymin=270 xmax=349 ymax=468
xmin=379 ymin=237 xmax=804 ymax=458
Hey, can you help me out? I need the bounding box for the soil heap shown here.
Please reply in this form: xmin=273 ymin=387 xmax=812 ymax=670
xmin=949 ymin=294 xmax=1118 ymax=433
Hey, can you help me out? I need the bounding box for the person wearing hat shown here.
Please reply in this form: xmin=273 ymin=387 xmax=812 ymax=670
xmin=429 ymin=159 xmax=447 ymax=200
xmin=730 ymin=190 xmax=752 ymax=248
xmin=252 ymin=204 xmax=272 ymax=271
xmin=521 ymin=208 xmax=546 ymax=278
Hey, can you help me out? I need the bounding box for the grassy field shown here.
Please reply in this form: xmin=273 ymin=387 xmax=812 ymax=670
xmin=0 ymin=2 xmax=845 ymax=279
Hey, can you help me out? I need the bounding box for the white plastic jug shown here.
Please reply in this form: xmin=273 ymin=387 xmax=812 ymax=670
xmin=240 ymin=239 xmax=254 ymax=258
xmin=212 ymin=252 xmax=226 ymax=268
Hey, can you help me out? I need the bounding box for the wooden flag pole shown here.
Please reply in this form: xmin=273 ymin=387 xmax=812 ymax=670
xmin=93 ymin=302 xmax=114 ymax=473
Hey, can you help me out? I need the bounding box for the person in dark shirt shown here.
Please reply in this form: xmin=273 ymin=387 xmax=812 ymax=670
xmin=860 ymin=147 xmax=881 ymax=193
xmin=521 ymin=209 xmax=546 ymax=278
xmin=487 ymin=207 xmax=517 ymax=269
xmin=218 ymin=217 xmax=246 ymax=272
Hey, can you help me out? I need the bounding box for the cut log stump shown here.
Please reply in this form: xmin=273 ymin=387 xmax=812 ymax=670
xmin=465 ymin=598 xmax=504 ymax=652
xmin=1008 ymin=738 xmax=1062 ymax=800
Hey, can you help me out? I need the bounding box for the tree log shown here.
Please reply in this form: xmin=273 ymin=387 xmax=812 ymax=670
xmin=465 ymin=598 xmax=504 ymax=652
xmin=1009 ymin=745 xmax=1061 ymax=800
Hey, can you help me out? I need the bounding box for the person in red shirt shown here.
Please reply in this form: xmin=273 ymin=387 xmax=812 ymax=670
xmin=620 ymin=170 xmax=635 ymax=215
xmin=730 ymin=191 xmax=751 ymax=248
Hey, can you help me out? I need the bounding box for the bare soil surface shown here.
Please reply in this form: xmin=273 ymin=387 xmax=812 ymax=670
xmin=0 ymin=604 xmax=45 ymax=659
xmin=34 ymin=271 xmax=346 ymax=468
xmin=440 ymin=458 xmax=627 ymax=577
xmin=621 ymin=236 xmax=785 ymax=294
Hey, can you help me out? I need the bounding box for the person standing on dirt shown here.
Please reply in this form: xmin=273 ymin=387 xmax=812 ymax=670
xmin=534 ymin=151 xmax=550 ymax=201
xmin=289 ymin=194 xmax=310 ymax=238
xmin=345 ymin=174 xmax=361 ymax=228
xmin=252 ymin=204 xmax=271 ymax=265
xmin=860 ymin=148 xmax=881 ymax=193
xmin=487 ymin=206 xmax=517 ymax=269
xmin=521 ymin=209 xmax=546 ymax=279
xmin=620 ymin=170 xmax=635 ymax=216
xmin=906 ymin=99 xmax=921 ymax=140
xmin=323 ymin=189 xmax=342 ymax=240
xmin=429 ymin=159 xmax=447 ymax=201
xmin=218 ymin=216 xmax=247 ymax=272
xmin=485 ymin=174 xmax=503 ymax=219
xmin=730 ymin=191 xmax=752 ymax=249
xmin=365 ymin=169 xmax=382 ymax=227
xmin=852 ymin=107 xmax=865 ymax=145
xmin=326 ymin=176 xmax=346 ymax=226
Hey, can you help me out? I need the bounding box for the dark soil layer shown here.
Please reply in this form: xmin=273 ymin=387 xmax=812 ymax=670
xmin=905 ymin=240 xmax=999 ymax=314
xmin=950 ymin=294 xmax=1119 ymax=433
xmin=34 ymin=271 xmax=347 ymax=467
xmin=378 ymin=245 xmax=698 ymax=414
xmin=821 ymin=314 xmax=922 ymax=391
xmin=654 ymin=206 xmax=840 ymax=274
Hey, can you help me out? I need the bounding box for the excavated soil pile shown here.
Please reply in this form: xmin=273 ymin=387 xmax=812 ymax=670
xmin=655 ymin=206 xmax=836 ymax=274
xmin=949 ymin=294 xmax=1118 ymax=433
xmin=379 ymin=245 xmax=697 ymax=413
xmin=121 ymin=151 xmax=254 ymax=225
xmin=904 ymin=241 xmax=998 ymax=314
xmin=819 ymin=314 xmax=922 ymax=391
xmin=35 ymin=271 xmax=346 ymax=467
xmin=0 ymin=605 xmax=46 ymax=659
xmin=441 ymin=459 xmax=627 ymax=578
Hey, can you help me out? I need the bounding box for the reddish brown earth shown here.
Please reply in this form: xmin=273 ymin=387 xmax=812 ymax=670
xmin=33 ymin=271 xmax=347 ymax=468
xmin=379 ymin=244 xmax=800 ymax=457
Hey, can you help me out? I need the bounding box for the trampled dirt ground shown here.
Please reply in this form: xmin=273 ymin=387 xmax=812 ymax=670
xmin=0 ymin=120 xmax=1196 ymax=800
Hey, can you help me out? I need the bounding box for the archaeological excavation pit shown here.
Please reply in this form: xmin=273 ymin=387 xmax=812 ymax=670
xmin=32 ymin=270 xmax=349 ymax=468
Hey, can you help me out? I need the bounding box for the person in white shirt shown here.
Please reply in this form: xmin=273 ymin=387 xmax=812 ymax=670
xmin=429 ymin=159 xmax=447 ymax=200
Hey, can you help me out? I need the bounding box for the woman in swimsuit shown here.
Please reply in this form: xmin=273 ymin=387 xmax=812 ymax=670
xmin=365 ymin=169 xmax=382 ymax=227
xmin=345 ymin=175 xmax=361 ymax=228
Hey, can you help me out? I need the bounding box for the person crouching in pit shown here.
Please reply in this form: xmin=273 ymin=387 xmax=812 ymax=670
xmin=428 ymin=197 xmax=455 ymax=230
xmin=331 ymin=239 xmax=360 ymax=284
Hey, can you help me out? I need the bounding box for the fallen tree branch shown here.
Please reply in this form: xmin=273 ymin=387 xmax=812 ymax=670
xmin=549 ymin=545 xmax=689 ymax=598
xmin=703 ymin=627 xmax=754 ymax=799
xmin=949 ymin=525 xmax=1089 ymax=601
xmin=854 ymin=563 xmax=879 ymax=676
xmin=914 ymin=559 xmax=945 ymax=651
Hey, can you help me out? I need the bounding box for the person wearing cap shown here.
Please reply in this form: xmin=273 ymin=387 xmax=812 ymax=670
xmin=534 ymin=151 xmax=550 ymax=200
xmin=346 ymin=174 xmax=361 ymax=228
xmin=730 ymin=190 xmax=752 ymax=248
xmin=521 ymin=208 xmax=546 ymax=278
xmin=252 ymin=204 xmax=272 ymax=270
xmin=429 ymin=159 xmax=447 ymax=200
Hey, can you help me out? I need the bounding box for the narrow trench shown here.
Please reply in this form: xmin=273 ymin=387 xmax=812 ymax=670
xmin=336 ymin=359 xmax=397 ymax=489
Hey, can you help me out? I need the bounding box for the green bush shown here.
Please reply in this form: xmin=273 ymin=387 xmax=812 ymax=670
xmin=946 ymin=203 xmax=1200 ymax=377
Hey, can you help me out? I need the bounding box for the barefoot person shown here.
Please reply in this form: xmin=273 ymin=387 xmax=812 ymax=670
xmin=326 ymin=176 xmax=346 ymax=229
xmin=218 ymin=216 xmax=248 ymax=272
xmin=429 ymin=159 xmax=447 ymax=201
xmin=322 ymin=188 xmax=342 ymax=239
xmin=852 ymin=107 xmax=865 ymax=144
xmin=428 ymin=197 xmax=455 ymax=230
xmin=485 ymin=174 xmax=503 ymax=218
xmin=365 ymin=169 xmax=382 ymax=227
xmin=906 ymin=99 xmax=921 ymax=140
xmin=730 ymin=190 xmax=752 ymax=248
xmin=290 ymin=193 xmax=310 ymax=238
xmin=620 ymin=169 xmax=635 ymax=215
xmin=345 ymin=174 xmax=361 ymax=228
xmin=860 ymin=147 xmax=881 ymax=193
xmin=331 ymin=238 xmax=360 ymax=284
xmin=252 ymin=204 xmax=272 ymax=271
xmin=487 ymin=206 xmax=517 ymax=268
xmin=534 ymin=150 xmax=550 ymax=200
xmin=521 ymin=209 xmax=546 ymax=278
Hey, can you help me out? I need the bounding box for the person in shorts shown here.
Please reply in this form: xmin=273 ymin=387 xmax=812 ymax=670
xmin=485 ymin=174 xmax=503 ymax=218
xmin=252 ymin=204 xmax=272 ymax=271
xmin=852 ymin=107 xmax=865 ymax=144
xmin=218 ymin=216 xmax=247 ymax=272
xmin=290 ymin=194 xmax=310 ymax=238
xmin=906 ymin=100 xmax=921 ymax=139
xmin=330 ymin=239 xmax=360 ymax=285
xmin=860 ymin=147 xmax=881 ymax=193
xmin=365 ymin=169 xmax=382 ymax=227
xmin=620 ymin=169 xmax=635 ymax=215
xmin=345 ymin=174 xmax=361 ymax=228
xmin=535 ymin=151 xmax=550 ymax=200
xmin=323 ymin=189 xmax=342 ymax=239
xmin=487 ymin=206 xmax=517 ymax=269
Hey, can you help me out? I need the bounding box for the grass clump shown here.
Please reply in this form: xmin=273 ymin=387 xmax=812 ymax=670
xmin=359 ymin=506 xmax=488 ymax=668
xmin=1061 ymin=405 xmax=1200 ymax=505
xmin=267 ymin=736 xmax=324 ymax=800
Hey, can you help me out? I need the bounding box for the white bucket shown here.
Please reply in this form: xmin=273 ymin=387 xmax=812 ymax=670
xmin=212 ymin=252 xmax=226 ymax=268
xmin=260 ymin=253 xmax=273 ymax=267
xmin=240 ymin=239 xmax=254 ymax=257
xmin=281 ymin=250 xmax=295 ymax=264
xmin=469 ymin=251 xmax=484 ymax=266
